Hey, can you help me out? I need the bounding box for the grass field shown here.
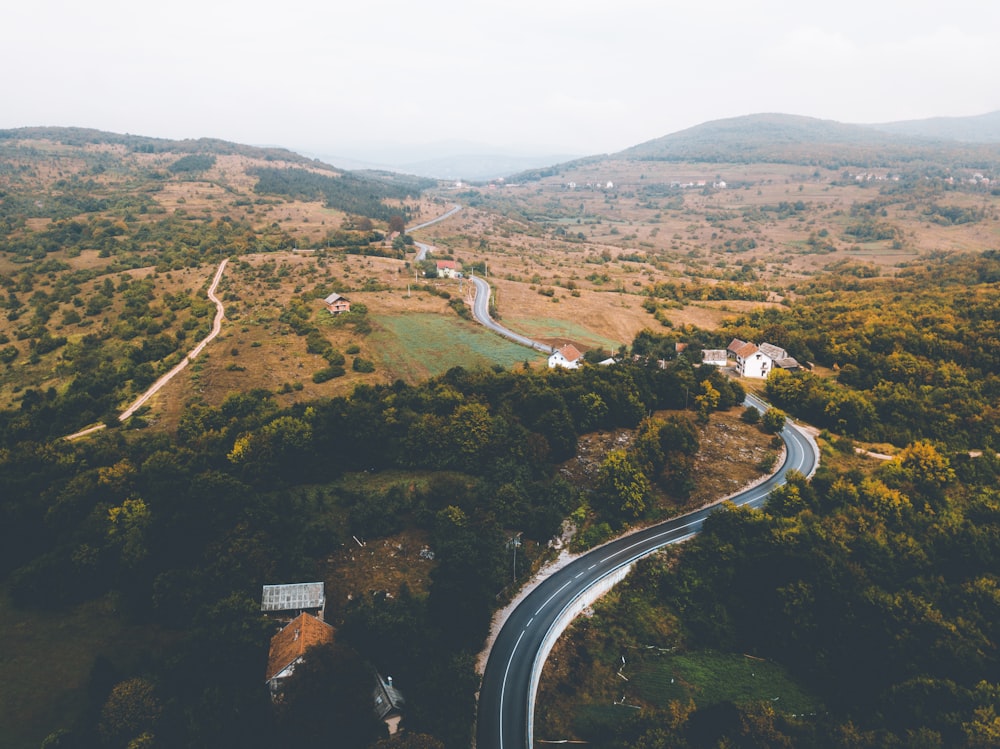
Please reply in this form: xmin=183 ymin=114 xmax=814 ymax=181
xmin=368 ymin=312 xmax=543 ymax=379
xmin=562 ymin=650 xmax=819 ymax=743
xmin=630 ymin=650 xmax=818 ymax=714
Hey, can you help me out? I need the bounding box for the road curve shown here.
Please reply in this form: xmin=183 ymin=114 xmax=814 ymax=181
xmin=469 ymin=276 xmax=554 ymax=354
xmin=408 ymin=205 xmax=461 ymax=262
xmin=476 ymin=402 xmax=818 ymax=749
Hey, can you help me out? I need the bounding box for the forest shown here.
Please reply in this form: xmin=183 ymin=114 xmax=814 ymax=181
xmin=0 ymin=361 xmax=735 ymax=748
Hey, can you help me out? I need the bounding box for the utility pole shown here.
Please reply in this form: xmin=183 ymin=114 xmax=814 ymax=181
xmin=508 ymin=533 xmax=522 ymax=583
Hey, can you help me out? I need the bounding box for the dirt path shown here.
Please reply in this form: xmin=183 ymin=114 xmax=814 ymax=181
xmin=64 ymin=258 xmax=228 ymax=440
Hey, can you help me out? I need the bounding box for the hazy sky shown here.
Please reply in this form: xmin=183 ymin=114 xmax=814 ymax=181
xmin=5 ymin=0 xmax=1000 ymax=157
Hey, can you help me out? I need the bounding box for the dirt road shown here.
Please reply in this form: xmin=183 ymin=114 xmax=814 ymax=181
xmin=65 ymin=258 xmax=228 ymax=439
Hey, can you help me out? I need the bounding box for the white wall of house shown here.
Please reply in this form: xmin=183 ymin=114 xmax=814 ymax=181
xmin=740 ymin=351 xmax=774 ymax=378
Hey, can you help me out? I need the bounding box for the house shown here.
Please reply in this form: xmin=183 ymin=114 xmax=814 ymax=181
xmin=261 ymin=582 xmax=326 ymax=622
xmin=265 ymin=612 xmax=335 ymax=698
xmin=727 ymin=338 xmax=765 ymax=377
xmin=727 ymin=339 xmax=801 ymax=378
xmin=373 ymin=672 xmax=406 ymax=735
xmin=548 ymin=343 xmax=583 ymax=369
xmin=324 ymin=292 xmax=351 ymax=315
xmin=436 ymin=260 xmax=460 ymax=279
xmin=701 ymin=349 xmax=728 ymax=366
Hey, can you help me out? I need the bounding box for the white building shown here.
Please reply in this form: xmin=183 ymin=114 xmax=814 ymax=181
xmin=548 ymin=343 xmax=584 ymax=369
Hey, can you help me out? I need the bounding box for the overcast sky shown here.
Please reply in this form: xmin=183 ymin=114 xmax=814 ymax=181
xmin=5 ymin=0 xmax=1000 ymax=158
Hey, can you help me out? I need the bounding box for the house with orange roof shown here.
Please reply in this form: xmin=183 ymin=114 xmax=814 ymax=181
xmin=727 ymin=339 xmax=800 ymax=378
xmin=435 ymin=260 xmax=460 ymax=278
xmin=548 ymin=343 xmax=584 ymax=369
xmin=265 ymin=612 xmax=336 ymax=698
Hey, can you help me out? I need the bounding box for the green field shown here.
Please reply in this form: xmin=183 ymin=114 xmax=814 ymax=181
xmin=569 ymin=649 xmax=819 ymax=743
xmin=369 ymin=313 xmax=543 ymax=379
xmin=504 ymin=315 xmax=621 ymax=351
xmin=631 ymin=649 xmax=818 ymax=714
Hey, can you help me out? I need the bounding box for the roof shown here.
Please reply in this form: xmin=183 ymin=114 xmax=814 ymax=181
xmin=436 ymin=260 xmax=458 ymax=269
xmin=702 ymin=349 xmax=728 ymax=363
xmin=261 ymin=582 xmax=325 ymax=613
xmin=373 ymin=672 xmax=406 ymax=721
xmin=324 ymin=292 xmax=346 ymax=304
xmin=266 ymin=613 xmax=335 ymax=681
xmin=775 ymin=357 xmax=801 ymax=370
xmin=727 ymin=338 xmax=747 ymax=354
xmin=758 ymin=342 xmax=789 ymax=360
xmin=734 ymin=341 xmax=758 ymax=359
xmin=554 ymin=344 xmax=583 ymax=363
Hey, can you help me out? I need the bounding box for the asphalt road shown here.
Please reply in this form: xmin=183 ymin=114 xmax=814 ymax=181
xmin=476 ymin=401 xmax=818 ymax=749
xmin=469 ymin=276 xmax=554 ymax=354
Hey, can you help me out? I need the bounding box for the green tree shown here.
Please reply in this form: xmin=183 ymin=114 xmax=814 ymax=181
xmin=597 ymin=449 xmax=651 ymax=520
xmin=98 ymin=678 xmax=163 ymax=749
xmin=694 ymin=380 xmax=720 ymax=422
xmin=761 ymin=407 xmax=787 ymax=433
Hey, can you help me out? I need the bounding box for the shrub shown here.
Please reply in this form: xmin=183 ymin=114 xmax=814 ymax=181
xmin=312 ymin=365 xmax=346 ymax=383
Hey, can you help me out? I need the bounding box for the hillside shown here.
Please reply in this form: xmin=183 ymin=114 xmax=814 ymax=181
xmin=615 ymin=112 xmax=1000 ymax=167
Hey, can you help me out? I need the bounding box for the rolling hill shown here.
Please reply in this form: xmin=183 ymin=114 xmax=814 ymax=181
xmin=616 ymin=112 xmax=1000 ymax=167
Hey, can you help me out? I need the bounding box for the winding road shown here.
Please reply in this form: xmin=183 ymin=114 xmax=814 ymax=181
xmin=476 ymin=396 xmax=819 ymax=749
xmin=408 ymin=204 xmax=819 ymax=749
xmin=468 ymin=276 xmax=555 ymax=354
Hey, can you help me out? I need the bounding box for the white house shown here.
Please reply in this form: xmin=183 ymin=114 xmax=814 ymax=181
xmin=548 ymin=344 xmax=584 ymax=369
xmin=728 ymin=339 xmax=800 ymax=378
xmin=436 ymin=260 xmax=460 ymax=279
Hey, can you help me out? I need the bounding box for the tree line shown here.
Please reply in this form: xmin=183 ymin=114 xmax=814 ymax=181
xmin=0 ymin=360 xmax=735 ymax=748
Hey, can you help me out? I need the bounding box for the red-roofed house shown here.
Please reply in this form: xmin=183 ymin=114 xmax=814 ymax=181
xmin=436 ymin=260 xmax=460 ymax=278
xmin=548 ymin=344 xmax=584 ymax=369
xmin=265 ymin=612 xmax=336 ymax=698
xmin=728 ymin=339 xmax=800 ymax=378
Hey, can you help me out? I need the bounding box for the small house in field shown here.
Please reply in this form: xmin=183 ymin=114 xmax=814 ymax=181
xmin=373 ymin=672 xmax=406 ymax=735
xmin=324 ymin=292 xmax=351 ymax=315
xmin=265 ymin=612 xmax=335 ymax=699
xmin=261 ymin=582 xmax=326 ymax=622
xmin=548 ymin=343 xmax=583 ymax=370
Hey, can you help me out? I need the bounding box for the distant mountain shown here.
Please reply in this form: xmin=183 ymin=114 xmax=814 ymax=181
xmin=868 ymin=110 xmax=1000 ymax=143
xmin=304 ymin=140 xmax=582 ymax=182
xmin=611 ymin=112 xmax=1000 ymax=168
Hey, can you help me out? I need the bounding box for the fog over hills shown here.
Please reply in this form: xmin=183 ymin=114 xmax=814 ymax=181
xmin=302 ymin=140 xmax=582 ymax=182
xmin=317 ymin=110 xmax=1000 ymax=181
